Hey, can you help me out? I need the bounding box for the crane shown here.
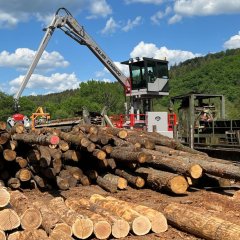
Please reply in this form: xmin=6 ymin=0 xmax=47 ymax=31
xmin=8 ymin=7 xmax=169 ymax=128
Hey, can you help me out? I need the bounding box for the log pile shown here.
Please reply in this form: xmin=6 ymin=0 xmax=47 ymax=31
xmin=0 ymin=122 xmax=240 ymax=194
xmin=0 ymin=188 xmax=167 ymax=239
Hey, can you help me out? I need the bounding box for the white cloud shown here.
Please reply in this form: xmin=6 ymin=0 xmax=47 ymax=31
xmin=168 ymin=14 xmax=182 ymax=24
xmin=9 ymin=73 xmax=80 ymax=95
xmin=87 ymin=0 xmax=112 ymax=19
xmin=0 ymin=0 xmax=112 ymax=28
xmin=151 ymin=6 xmax=172 ymax=24
xmin=170 ymin=0 xmax=240 ymax=24
xmin=122 ymin=16 xmax=142 ymax=32
xmin=0 ymin=48 xmax=69 ymax=72
xmin=125 ymin=0 xmax=163 ymax=5
xmin=130 ymin=41 xmax=201 ymax=66
xmin=101 ymin=17 xmax=120 ymax=34
xmin=223 ymin=32 xmax=240 ymax=49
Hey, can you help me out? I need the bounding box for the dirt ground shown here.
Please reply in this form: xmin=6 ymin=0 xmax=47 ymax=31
xmin=23 ymin=184 xmax=240 ymax=240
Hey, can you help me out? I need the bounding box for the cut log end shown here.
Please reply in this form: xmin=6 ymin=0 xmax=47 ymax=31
xmin=189 ymin=164 xmax=203 ymax=179
xmin=135 ymin=177 xmax=145 ymax=188
xmin=0 ymin=230 xmax=5 ymax=240
xmin=0 ymin=209 xmax=20 ymax=231
xmin=72 ymin=218 xmax=93 ymax=239
xmin=93 ymin=221 xmax=111 ymax=240
xmin=150 ymin=212 xmax=168 ymax=233
xmin=132 ymin=215 xmax=151 ymax=236
xmin=21 ymin=208 xmax=42 ymax=230
xmin=53 ymin=223 xmax=72 ymax=237
xmin=0 ymin=188 xmax=10 ymax=208
xmin=169 ymin=176 xmax=188 ymax=194
xmin=112 ymin=219 xmax=130 ymax=239
xmin=118 ymin=129 xmax=128 ymax=139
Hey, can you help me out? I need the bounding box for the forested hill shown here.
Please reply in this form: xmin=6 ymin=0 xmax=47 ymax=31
xmin=1 ymin=48 xmax=240 ymax=121
xmin=169 ymin=48 xmax=240 ymax=118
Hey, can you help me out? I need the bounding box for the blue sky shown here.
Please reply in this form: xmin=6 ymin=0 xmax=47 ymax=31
xmin=0 ymin=0 xmax=240 ymax=96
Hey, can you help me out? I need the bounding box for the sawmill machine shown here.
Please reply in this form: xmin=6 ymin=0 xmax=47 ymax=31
xmin=7 ymin=7 xmax=169 ymax=128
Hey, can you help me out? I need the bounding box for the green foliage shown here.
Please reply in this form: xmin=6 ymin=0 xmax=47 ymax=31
xmin=1 ymin=48 xmax=240 ymax=121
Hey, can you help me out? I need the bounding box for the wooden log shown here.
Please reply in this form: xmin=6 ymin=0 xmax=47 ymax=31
xmin=115 ymin=169 xmax=145 ymax=188
xmin=32 ymin=175 xmax=45 ymax=188
xmin=96 ymin=176 xmax=117 ymax=193
xmin=90 ymin=194 xmax=151 ymax=236
xmin=32 ymin=200 xmax=61 ymax=235
xmin=10 ymin=191 xmax=42 ymax=230
xmin=65 ymin=166 xmax=90 ymax=186
xmin=0 ymin=132 xmax=10 ymax=145
xmin=102 ymin=173 xmax=128 ymax=190
xmin=7 ymin=178 xmax=20 ymax=189
xmin=38 ymin=145 xmax=51 ymax=167
xmin=102 ymin=145 xmax=113 ymax=154
xmin=3 ymin=149 xmax=16 ymax=161
xmin=0 ymin=230 xmax=5 ymax=240
xmin=93 ymin=149 xmax=106 ymax=160
xmin=52 ymin=158 xmax=62 ymax=174
xmin=65 ymin=198 xmax=111 ymax=240
xmin=136 ymin=167 xmax=188 ymax=194
xmin=48 ymin=148 xmax=62 ymax=160
xmin=66 ymin=197 xmax=130 ymax=239
xmin=56 ymin=176 xmax=70 ymax=190
xmin=110 ymin=148 xmax=150 ymax=163
xmin=79 ymin=124 xmax=98 ymax=135
xmin=15 ymin=168 xmax=32 ymax=182
xmin=12 ymin=133 xmax=59 ymax=145
xmin=86 ymin=142 xmax=96 ymax=152
xmin=53 ymin=222 xmax=72 ymax=237
xmin=125 ymin=135 xmax=155 ymax=149
xmin=143 ymin=149 xmax=203 ymax=179
xmin=164 ymin=202 xmax=240 ymax=240
xmin=10 ymin=123 xmax=24 ymax=134
xmin=62 ymin=150 xmax=81 ymax=162
xmin=59 ymin=140 xmax=69 ymax=152
xmin=0 ymin=188 xmax=10 ymax=207
xmin=0 ymin=209 xmax=20 ymax=231
xmin=0 ymin=121 xmax=7 ymax=131
xmin=101 ymin=127 xmax=128 ymax=139
xmin=107 ymin=196 xmax=168 ymax=233
xmin=58 ymin=170 xmax=78 ymax=188
xmin=16 ymin=156 xmax=28 ymax=168
xmin=85 ymin=170 xmax=98 ymax=181
xmin=49 ymin=230 xmax=73 ymax=240
xmin=7 ymin=232 xmax=20 ymax=240
xmin=106 ymin=158 xmax=117 ymax=169
xmin=8 ymin=140 xmax=18 ymax=151
xmin=49 ymin=197 xmax=93 ymax=239
xmin=16 ymin=229 xmax=48 ymax=240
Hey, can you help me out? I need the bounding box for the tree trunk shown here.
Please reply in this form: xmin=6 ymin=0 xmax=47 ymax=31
xmin=12 ymin=133 xmax=59 ymax=145
xmin=114 ymin=169 xmax=145 ymax=188
xmin=16 ymin=157 xmax=28 ymax=168
xmin=15 ymin=168 xmax=32 ymax=182
xmin=102 ymin=173 xmax=127 ymax=190
xmin=96 ymin=176 xmax=117 ymax=193
xmin=106 ymin=196 xmax=168 ymax=233
xmin=164 ymin=202 xmax=240 ymax=240
xmin=49 ymin=197 xmax=93 ymax=239
xmin=62 ymin=150 xmax=81 ymax=162
xmin=65 ymin=166 xmax=90 ymax=186
xmin=3 ymin=149 xmax=16 ymax=161
xmin=10 ymin=191 xmax=42 ymax=230
xmin=66 ymin=197 xmax=130 ymax=239
xmin=143 ymin=149 xmax=203 ymax=179
xmin=65 ymin=198 xmax=111 ymax=240
xmin=90 ymin=194 xmax=151 ymax=236
xmin=135 ymin=167 xmax=188 ymax=194
xmin=110 ymin=148 xmax=149 ymax=163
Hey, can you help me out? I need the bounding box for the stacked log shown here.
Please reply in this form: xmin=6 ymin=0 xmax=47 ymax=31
xmin=1 ymin=123 xmax=240 ymax=196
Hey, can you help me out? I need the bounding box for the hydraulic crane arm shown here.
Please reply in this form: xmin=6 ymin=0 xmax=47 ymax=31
xmin=14 ymin=8 xmax=131 ymax=112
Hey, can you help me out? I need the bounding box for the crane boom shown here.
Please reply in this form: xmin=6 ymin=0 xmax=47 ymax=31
xmin=14 ymin=7 xmax=131 ymax=112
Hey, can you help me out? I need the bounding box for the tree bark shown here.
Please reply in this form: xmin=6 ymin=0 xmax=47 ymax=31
xmin=164 ymin=202 xmax=240 ymax=240
xmin=96 ymin=176 xmax=117 ymax=193
xmin=136 ymin=167 xmax=188 ymax=194
xmin=102 ymin=173 xmax=128 ymax=190
xmin=114 ymin=169 xmax=145 ymax=188
xmin=143 ymin=149 xmax=203 ymax=179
